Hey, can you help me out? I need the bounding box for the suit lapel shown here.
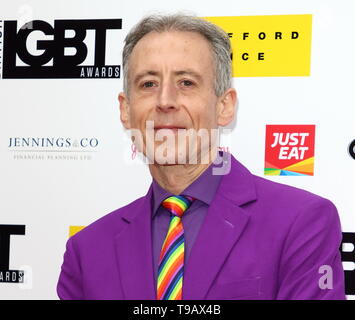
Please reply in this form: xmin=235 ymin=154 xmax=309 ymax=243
xmin=113 ymin=154 xmax=257 ymax=300
xmin=183 ymin=194 xmax=251 ymax=299
xmin=113 ymin=185 xmax=156 ymax=300
xmin=183 ymin=154 xmax=257 ymax=300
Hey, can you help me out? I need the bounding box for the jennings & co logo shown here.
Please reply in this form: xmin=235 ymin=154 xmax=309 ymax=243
xmin=264 ymin=125 xmax=316 ymax=176
xmin=0 ymin=18 xmax=122 ymax=79
xmin=8 ymin=136 xmax=99 ymax=160
xmin=0 ymin=224 xmax=25 ymax=283
xmin=203 ymin=14 xmax=312 ymax=77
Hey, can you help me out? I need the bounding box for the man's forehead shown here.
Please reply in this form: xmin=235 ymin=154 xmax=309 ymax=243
xmin=136 ymin=29 xmax=209 ymax=44
xmin=129 ymin=30 xmax=214 ymax=74
xmin=131 ymin=30 xmax=212 ymax=57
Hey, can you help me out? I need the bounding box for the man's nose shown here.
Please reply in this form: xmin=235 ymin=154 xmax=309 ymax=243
xmin=157 ymin=82 xmax=178 ymax=112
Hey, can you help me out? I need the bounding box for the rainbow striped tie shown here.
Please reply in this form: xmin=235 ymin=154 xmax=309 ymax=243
xmin=157 ymin=195 xmax=195 ymax=300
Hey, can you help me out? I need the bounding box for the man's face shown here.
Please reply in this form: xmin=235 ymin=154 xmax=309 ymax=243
xmin=119 ymin=30 xmax=235 ymax=164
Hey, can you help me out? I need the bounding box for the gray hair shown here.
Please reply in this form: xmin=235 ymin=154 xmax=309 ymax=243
xmin=122 ymin=13 xmax=232 ymax=97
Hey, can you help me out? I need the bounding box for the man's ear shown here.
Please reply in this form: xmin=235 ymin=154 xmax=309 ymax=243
xmin=216 ymin=88 xmax=237 ymax=127
xmin=118 ymin=92 xmax=131 ymax=129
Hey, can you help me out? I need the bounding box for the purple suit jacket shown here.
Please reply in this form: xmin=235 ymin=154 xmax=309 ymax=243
xmin=57 ymin=155 xmax=346 ymax=299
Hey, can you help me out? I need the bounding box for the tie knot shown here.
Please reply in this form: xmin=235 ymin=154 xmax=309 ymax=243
xmin=161 ymin=195 xmax=195 ymax=218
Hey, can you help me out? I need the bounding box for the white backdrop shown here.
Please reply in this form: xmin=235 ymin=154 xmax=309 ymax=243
xmin=0 ymin=0 xmax=354 ymax=299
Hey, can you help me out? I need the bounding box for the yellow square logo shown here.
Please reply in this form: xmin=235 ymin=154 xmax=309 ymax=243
xmin=69 ymin=225 xmax=86 ymax=237
xmin=203 ymin=14 xmax=312 ymax=77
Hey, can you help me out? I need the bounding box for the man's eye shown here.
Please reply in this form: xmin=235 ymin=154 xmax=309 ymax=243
xmin=142 ymin=81 xmax=155 ymax=88
xmin=182 ymin=80 xmax=194 ymax=86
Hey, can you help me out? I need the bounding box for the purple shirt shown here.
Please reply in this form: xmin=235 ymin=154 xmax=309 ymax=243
xmin=151 ymin=162 xmax=223 ymax=284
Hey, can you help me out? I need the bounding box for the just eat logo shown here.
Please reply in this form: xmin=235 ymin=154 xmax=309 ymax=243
xmin=264 ymin=125 xmax=316 ymax=176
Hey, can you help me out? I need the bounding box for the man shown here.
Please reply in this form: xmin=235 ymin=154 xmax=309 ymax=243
xmin=57 ymin=14 xmax=346 ymax=300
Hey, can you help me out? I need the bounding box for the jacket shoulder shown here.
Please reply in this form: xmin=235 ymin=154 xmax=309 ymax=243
xmin=250 ymin=174 xmax=338 ymax=222
xmin=69 ymin=195 xmax=147 ymax=244
xmin=252 ymin=174 xmax=330 ymax=203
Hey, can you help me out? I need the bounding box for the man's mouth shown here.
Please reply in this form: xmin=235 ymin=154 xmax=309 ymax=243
xmin=153 ymin=126 xmax=186 ymax=132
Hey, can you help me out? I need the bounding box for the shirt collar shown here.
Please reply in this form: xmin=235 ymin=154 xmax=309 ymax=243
xmin=151 ymin=152 xmax=225 ymax=217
